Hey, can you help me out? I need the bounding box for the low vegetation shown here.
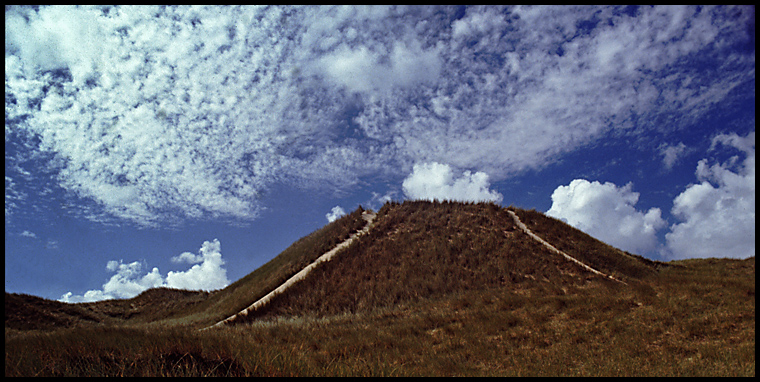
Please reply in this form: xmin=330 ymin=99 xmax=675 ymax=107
xmin=5 ymin=288 xmax=211 ymax=331
xmin=244 ymin=201 xmax=613 ymax=320
xmin=513 ymin=208 xmax=667 ymax=280
xmin=5 ymin=201 xmax=755 ymax=376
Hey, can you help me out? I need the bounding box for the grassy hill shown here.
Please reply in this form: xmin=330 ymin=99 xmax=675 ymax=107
xmin=5 ymin=201 xmax=755 ymax=376
xmin=238 ymin=201 xmax=659 ymax=321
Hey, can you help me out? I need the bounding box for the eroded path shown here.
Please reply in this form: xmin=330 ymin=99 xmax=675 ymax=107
xmin=203 ymin=211 xmax=377 ymax=330
xmin=507 ymin=210 xmax=626 ymax=285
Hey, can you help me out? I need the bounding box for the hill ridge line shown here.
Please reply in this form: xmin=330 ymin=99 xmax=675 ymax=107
xmin=507 ymin=210 xmax=627 ymax=285
xmin=201 ymin=210 xmax=377 ymax=330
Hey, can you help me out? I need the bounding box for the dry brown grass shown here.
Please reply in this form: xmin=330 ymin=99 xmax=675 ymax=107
xmin=239 ymin=201 xmax=642 ymax=320
xmin=5 ymin=206 xmax=370 ymax=331
xmin=5 ymin=201 xmax=755 ymax=376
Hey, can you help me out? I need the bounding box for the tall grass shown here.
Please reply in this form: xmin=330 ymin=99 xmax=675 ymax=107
xmin=8 ymin=257 xmax=753 ymax=376
xmin=6 ymin=201 xmax=754 ymax=376
xmin=189 ymin=206 xmax=369 ymax=324
xmin=511 ymin=208 xmax=666 ymax=280
xmin=241 ymin=201 xmax=645 ymax=320
xmin=5 ymin=207 xmax=369 ymax=332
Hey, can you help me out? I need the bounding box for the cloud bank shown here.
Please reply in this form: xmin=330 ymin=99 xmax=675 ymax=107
xmin=547 ymin=132 xmax=755 ymax=260
xmin=59 ymin=239 xmax=229 ymax=302
xmin=5 ymin=5 xmax=753 ymax=228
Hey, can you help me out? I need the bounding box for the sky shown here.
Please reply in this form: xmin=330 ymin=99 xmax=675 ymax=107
xmin=5 ymin=5 xmax=755 ymax=302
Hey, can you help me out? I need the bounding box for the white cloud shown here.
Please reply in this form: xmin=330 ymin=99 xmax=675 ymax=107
xmin=5 ymin=6 xmax=754 ymax=228
xmin=659 ymin=142 xmax=688 ymax=170
xmin=665 ymin=132 xmax=755 ymax=259
xmin=20 ymin=230 xmax=37 ymax=238
xmin=402 ymin=162 xmax=503 ymax=203
xmin=546 ymin=133 xmax=755 ymax=260
xmin=366 ymin=190 xmax=397 ymax=211
xmin=171 ymin=251 xmax=202 ymax=264
xmin=326 ymin=206 xmax=346 ymax=223
xmin=165 ymin=239 xmax=229 ymax=291
xmin=389 ymin=40 xmax=442 ymax=89
xmin=546 ymin=179 xmax=666 ymax=255
xmin=4 ymin=5 xmax=103 ymax=84
xmin=45 ymin=239 xmax=59 ymax=250
xmin=59 ymin=239 xmax=229 ymax=303
xmin=318 ymin=45 xmax=382 ymax=94
xmin=452 ymin=6 xmax=506 ymax=40
xmin=316 ymin=39 xmax=441 ymax=94
xmin=59 ymin=260 xmax=165 ymax=303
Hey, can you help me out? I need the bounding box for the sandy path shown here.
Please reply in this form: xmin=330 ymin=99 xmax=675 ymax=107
xmin=202 ymin=211 xmax=377 ymax=330
xmin=507 ymin=210 xmax=626 ymax=285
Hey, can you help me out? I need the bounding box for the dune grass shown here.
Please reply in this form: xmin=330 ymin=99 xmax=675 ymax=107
xmin=241 ymin=201 xmax=639 ymax=321
xmin=5 ymin=201 xmax=754 ymax=376
xmin=7 ymin=257 xmax=753 ymax=376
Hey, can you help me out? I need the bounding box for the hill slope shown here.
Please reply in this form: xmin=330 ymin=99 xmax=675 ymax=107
xmin=5 ymin=206 xmax=370 ymax=331
xmin=228 ymin=201 xmax=661 ymax=322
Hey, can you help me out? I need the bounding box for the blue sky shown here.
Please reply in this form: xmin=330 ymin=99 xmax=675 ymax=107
xmin=5 ymin=5 xmax=755 ymax=302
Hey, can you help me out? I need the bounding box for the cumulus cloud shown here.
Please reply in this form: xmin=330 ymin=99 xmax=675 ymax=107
xmin=546 ymin=179 xmax=666 ymax=255
xmin=171 ymin=251 xmax=202 ymax=264
xmin=665 ymin=132 xmax=755 ymax=259
xmin=5 ymin=5 xmax=754 ymax=228
xmin=60 ymin=260 xmax=164 ymax=303
xmin=165 ymin=239 xmax=229 ymax=291
xmin=326 ymin=206 xmax=346 ymax=223
xmin=547 ymin=133 xmax=755 ymax=259
xmin=59 ymin=239 xmax=229 ymax=303
xmin=402 ymin=162 xmax=503 ymax=203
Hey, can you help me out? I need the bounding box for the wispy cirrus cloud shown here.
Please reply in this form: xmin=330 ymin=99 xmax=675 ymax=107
xmin=20 ymin=230 xmax=37 ymax=238
xmin=5 ymin=5 xmax=754 ymax=228
xmin=659 ymin=142 xmax=689 ymax=171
